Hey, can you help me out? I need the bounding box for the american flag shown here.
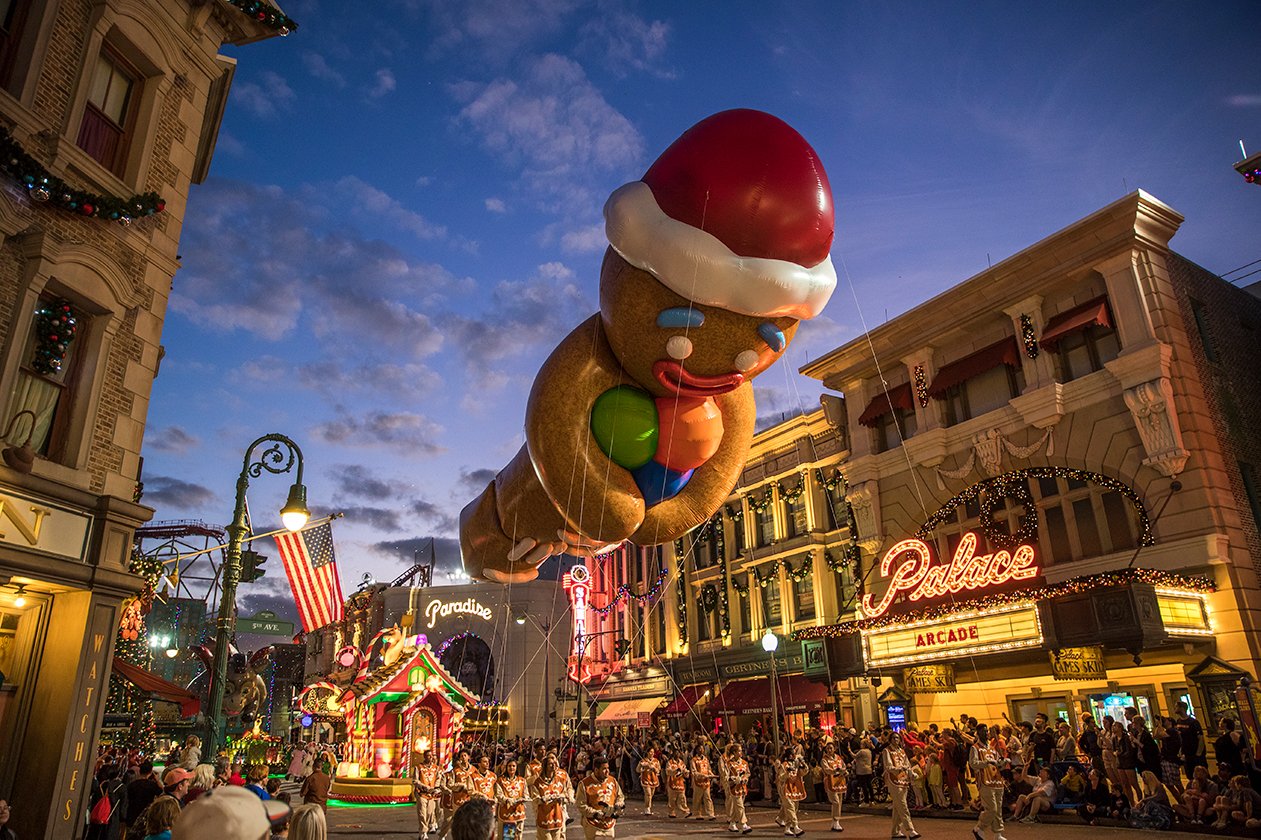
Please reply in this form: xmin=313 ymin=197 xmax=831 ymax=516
xmin=274 ymin=522 xmax=344 ymax=633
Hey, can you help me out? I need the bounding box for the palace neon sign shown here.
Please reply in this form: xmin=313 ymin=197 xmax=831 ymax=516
xmin=562 ymin=564 xmax=592 ymax=683
xmin=861 ymin=532 xmax=1039 ymax=618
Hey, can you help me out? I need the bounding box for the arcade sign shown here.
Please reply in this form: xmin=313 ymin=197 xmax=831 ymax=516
xmin=864 ymin=602 xmax=1043 ymax=668
xmin=425 ymin=597 xmax=493 ymax=629
xmin=861 ymin=531 xmax=1040 ymax=618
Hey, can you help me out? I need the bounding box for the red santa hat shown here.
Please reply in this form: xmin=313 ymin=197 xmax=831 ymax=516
xmin=604 ymin=109 xmax=836 ymax=320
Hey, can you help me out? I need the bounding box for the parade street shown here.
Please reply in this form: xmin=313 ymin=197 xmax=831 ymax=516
xmin=320 ymin=805 xmax=1210 ymax=839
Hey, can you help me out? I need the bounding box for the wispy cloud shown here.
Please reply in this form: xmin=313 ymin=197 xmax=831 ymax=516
xmin=143 ymin=476 xmax=217 ymax=510
xmin=1226 ymin=94 xmax=1261 ymax=107
xmin=366 ymin=68 xmax=397 ymax=99
xmin=231 ymin=71 xmax=296 ymax=118
xmin=145 ymin=426 xmax=200 ymax=454
xmin=578 ymin=5 xmax=672 ymax=79
xmin=302 ymin=53 xmax=347 ymax=88
xmin=485 ymin=197 xmax=507 ymax=213
xmin=310 ymin=409 xmax=445 ymax=452
xmin=417 ymin=0 xmax=584 ymax=64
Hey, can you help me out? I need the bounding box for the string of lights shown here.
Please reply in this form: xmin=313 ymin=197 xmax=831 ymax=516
xmin=792 ymin=567 xmax=1213 ymax=640
xmin=590 ymin=560 xmax=667 ymax=615
xmin=1020 ymin=314 xmax=1040 ymax=358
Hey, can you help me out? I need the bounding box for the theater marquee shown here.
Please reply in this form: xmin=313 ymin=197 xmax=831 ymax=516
xmin=864 ymin=602 xmax=1043 ymax=668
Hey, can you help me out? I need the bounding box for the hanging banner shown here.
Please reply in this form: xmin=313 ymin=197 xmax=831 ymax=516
xmin=905 ymin=664 xmax=956 ymax=694
xmin=1049 ymin=646 xmax=1107 ymax=681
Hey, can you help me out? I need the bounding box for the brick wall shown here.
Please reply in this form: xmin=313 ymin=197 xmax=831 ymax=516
xmin=1167 ymin=252 xmax=1261 ymax=578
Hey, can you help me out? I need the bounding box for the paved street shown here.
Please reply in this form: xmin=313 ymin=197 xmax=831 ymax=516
xmin=320 ymin=801 xmax=1208 ymax=839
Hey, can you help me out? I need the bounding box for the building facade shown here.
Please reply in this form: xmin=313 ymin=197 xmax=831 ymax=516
xmin=581 ymin=406 xmax=865 ymax=735
xmin=0 ymin=2 xmax=286 ymax=836
xmin=302 ymin=580 xmax=571 ymax=740
xmin=795 ymin=191 xmax=1261 ymax=731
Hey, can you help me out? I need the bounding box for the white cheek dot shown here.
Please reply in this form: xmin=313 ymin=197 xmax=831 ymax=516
xmin=734 ymin=349 xmax=760 ymax=372
xmin=667 ymin=335 xmax=693 ymax=359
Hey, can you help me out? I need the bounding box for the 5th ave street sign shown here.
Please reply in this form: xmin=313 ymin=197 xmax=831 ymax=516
xmin=237 ymin=610 xmax=294 ymax=637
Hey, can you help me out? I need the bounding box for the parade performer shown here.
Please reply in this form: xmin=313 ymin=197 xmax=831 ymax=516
xmin=496 ymin=757 xmax=528 ymax=840
xmin=821 ymin=741 xmax=848 ymax=832
xmin=439 ymin=751 xmax=473 ymax=839
xmin=527 ymin=744 xmax=547 ymax=785
xmin=883 ymin=733 xmax=921 ymax=840
xmin=531 ymin=754 xmax=572 ymax=840
xmin=665 ymin=749 xmax=690 ymax=818
xmin=471 ymin=754 xmax=498 ymax=801
xmin=690 ymin=746 xmax=717 ymax=819
xmin=725 ymin=743 xmax=752 ymax=834
xmin=776 ymin=750 xmax=807 ymax=837
xmin=578 ymin=756 xmax=625 ymax=840
xmin=637 ymin=751 xmax=660 ymax=815
xmin=413 ymin=751 xmax=441 ymax=838
xmin=971 ymin=733 xmax=1006 ymax=840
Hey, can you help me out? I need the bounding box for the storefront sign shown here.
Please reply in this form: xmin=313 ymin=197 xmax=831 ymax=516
xmin=599 ymin=675 xmax=670 ymax=699
xmin=1049 ymin=646 xmax=1107 ymax=680
xmin=61 ymin=602 xmax=115 ymax=827
xmin=0 ymin=488 xmax=92 ymax=562
xmin=563 ymin=564 xmax=592 ymax=683
xmin=864 ymin=602 xmax=1042 ymax=667
xmin=719 ymin=652 xmax=803 ymax=680
xmin=424 ymin=597 xmax=493 ymax=629
xmin=905 ymin=664 xmax=956 ymax=693
xmin=862 ymin=531 xmax=1039 ymax=618
xmin=885 ymin=703 xmax=907 ymax=730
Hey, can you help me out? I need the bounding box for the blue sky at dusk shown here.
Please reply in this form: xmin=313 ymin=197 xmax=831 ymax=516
xmin=141 ymin=0 xmax=1261 ymax=623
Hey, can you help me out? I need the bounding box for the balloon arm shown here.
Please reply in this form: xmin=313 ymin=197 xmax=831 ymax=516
xmin=525 ymin=315 xmax=645 ymax=543
xmin=630 ymin=384 xmax=755 ymax=543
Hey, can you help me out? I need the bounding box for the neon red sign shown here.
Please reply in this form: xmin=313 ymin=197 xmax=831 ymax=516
xmin=861 ymin=532 xmax=1039 ymax=618
xmin=562 ymin=564 xmax=592 ymax=683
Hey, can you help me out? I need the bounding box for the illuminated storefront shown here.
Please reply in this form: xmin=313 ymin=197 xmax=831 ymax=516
xmin=796 ymin=191 xmax=1261 ymax=730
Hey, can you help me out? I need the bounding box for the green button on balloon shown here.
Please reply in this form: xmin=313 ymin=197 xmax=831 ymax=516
xmin=591 ymin=385 xmax=659 ymax=469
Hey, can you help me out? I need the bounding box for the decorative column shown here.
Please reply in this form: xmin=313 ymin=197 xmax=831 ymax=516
xmin=901 ymin=347 xmax=942 ymax=431
xmin=1004 ymin=296 xmax=1054 ymax=390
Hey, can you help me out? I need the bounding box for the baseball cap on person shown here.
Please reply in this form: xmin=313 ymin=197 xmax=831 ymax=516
xmin=162 ymin=768 xmax=194 ymax=787
xmin=173 ymin=786 xmax=289 ymax=840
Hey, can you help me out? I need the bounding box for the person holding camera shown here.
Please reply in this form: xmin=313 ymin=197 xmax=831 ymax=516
xmin=577 ymin=756 xmax=624 ymax=840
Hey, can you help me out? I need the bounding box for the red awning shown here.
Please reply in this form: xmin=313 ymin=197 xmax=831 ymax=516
xmin=111 ymin=657 xmax=202 ymax=718
xmin=926 ymin=336 xmax=1020 ymax=399
xmin=856 ymin=383 xmax=915 ymax=427
xmin=663 ymin=684 xmax=710 ymax=719
xmin=708 ymin=675 xmax=829 ymax=715
xmin=1040 ymin=296 xmax=1113 ymax=351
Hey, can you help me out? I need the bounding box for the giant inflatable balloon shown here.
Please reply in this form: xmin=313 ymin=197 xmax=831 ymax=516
xmin=460 ymin=109 xmax=837 ymax=583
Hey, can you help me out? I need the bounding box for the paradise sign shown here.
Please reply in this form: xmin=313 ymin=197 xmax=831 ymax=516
xmin=862 ymin=531 xmax=1040 ymax=618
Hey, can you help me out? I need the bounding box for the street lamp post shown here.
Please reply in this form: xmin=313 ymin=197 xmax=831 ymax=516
xmin=762 ymin=629 xmax=781 ymax=756
xmin=204 ymin=434 xmax=309 ymax=759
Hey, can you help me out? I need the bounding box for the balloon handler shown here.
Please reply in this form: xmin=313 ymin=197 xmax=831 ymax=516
xmin=460 ymin=109 xmax=838 ymax=582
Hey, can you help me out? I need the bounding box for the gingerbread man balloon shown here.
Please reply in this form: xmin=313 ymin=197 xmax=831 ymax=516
xmin=460 ymin=109 xmax=836 ymax=582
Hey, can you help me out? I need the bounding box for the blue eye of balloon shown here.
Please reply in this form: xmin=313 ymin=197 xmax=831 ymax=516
xmin=758 ymin=323 xmax=786 ymax=352
xmin=656 ymin=307 xmax=705 ymax=329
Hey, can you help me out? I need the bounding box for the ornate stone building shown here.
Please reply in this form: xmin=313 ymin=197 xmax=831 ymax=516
xmin=0 ymin=2 xmax=288 ymax=836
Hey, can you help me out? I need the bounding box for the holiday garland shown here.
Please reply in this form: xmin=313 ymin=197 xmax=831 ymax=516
xmin=791 ymin=567 xmax=1213 ymax=640
xmin=747 ymin=486 xmax=775 ymax=514
xmin=674 ymin=538 xmax=688 ymax=642
xmin=777 ymin=472 xmax=808 ymax=503
xmin=1242 ymin=168 xmax=1261 ymax=185
xmin=224 ymin=0 xmax=298 ymax=33
xmin=592 ymin=559 xmax=667 ymax=615
xmin=913 ymin=364 xmax=930 ymax=408
xmin=31 ymin=298 xmax=77 ymax=374
xmin=0 ymin=125 xmax=165 ymax=223
xmin=915 ymin=467 xmax=1154 ymax=550
xmin=1020 ymin=314 xmax=1040 ymax=359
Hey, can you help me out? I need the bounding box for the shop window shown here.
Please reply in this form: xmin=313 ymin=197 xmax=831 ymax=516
xmin=1055 ymin=325 xmax=1121 ymax=382
xmin=697 ymin=596 xmax=716 ymax=642
xmin=834 ymin=566 xmax=857 ymax=616
xmin=759 ymin=566 xmax=782 ymax=628
xmin=755 ymin=506 xmax=775 ymax=547
xmin=783 ymin=492 xmax=809 ymax=538
xmin=1189 ymin=299 xmax=1218 ymax=363
xmin=5 ymin=295 xmax=91 ymax=464
xmin=653 ymin=600 xmax=665 ymax=655
xmin=825 ymin=482 xmax=846 ymax=531
xmin=634 ymin=604 xmax=645 ymax=658
xmin=0 ymin=0 xmax=32 ymax=91
xmin=737 ymin=583 xmax=751 ymax=633
xmin=77 ymin=46 xmax=141 ymax=176
xmin=942 ymin=365 xmax=1023 ymax=425
xmin=792 ymin=570 xmax=815 ymax=621
xmin=875 ymin=405 xmax=917 ymax=452
xmin=731 ymin=514 xmax=746 ymax=555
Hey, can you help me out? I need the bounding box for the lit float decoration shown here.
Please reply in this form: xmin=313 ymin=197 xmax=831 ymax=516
xmin=301 ymin=628 xmax=477 ymax=804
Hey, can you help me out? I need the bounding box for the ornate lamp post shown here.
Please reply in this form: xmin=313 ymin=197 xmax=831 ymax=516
xmin=204 ymin=434 xmax=310 ymax=759
xmin=762 ymin=629 xmax=781 ymax=756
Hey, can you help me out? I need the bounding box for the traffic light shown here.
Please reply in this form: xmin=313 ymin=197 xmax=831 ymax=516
xmin=239 ymin=550 xmax=268 ymax=583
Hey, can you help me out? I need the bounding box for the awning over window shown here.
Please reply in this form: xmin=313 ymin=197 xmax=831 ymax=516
xmin=663 ymin=684 xmax=710 ymax=719
xmin=926 ymin=336 xmax=1020 ymax=399
xmin=594 ymin=697 xmax=662 ymax=725
xmin=857 ymin=383 xmax=915 ymax=427
xmin=111 ymin=657 xmax=202 ymax=718
xmin=707 ymin=675 xmax=829 ymax=715
xmin=1039 ymin=296 xmax=1113 ymax=351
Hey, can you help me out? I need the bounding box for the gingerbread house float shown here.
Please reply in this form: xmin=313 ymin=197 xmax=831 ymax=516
xmin=328 ymin=641 xmax=476 ymax=804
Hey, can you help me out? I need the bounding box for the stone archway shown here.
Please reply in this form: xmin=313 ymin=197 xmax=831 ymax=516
xmin=438 ymin=634 xmax=496 ymax=701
